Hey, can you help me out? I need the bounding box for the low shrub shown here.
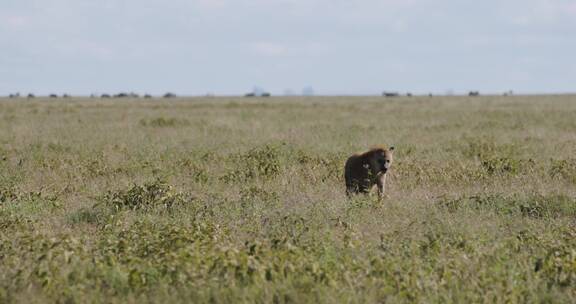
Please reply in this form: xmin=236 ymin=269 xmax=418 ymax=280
xmin=550 ymin=158 xmax=576 ymax=184
xmin=221 ymin=144 xmax=284 ymax=182
xmin=437 ymin=193 xmax=576 ymax=218
xmin=99 ymin=180 xmax=189 ymax=211
xmin=140 ymin=117 xmax=190 ymax=127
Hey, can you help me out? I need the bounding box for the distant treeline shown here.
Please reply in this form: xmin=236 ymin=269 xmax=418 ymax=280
xmin=5 ymin=90 xmax=516 ymax=99
xmin=382 ymin=90 xmax=514 ymax=97
xmin=5 ymin=92 xmax=178 ymax=99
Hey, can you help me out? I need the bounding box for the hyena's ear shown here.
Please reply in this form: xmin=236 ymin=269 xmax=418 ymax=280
xmin=389 ymin=146 xmax=395 ymax=152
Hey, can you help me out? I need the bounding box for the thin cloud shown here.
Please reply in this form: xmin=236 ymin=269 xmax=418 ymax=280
xmin=50 ymin=42 xmax=115 ymax=61
xmin=500 ymin=0 xmax=576 ymax=26
xmin=251 ymin=42 xmax=289 ymax=56
xmin=0 ymin=14 xmax=32 ymax=30
xmin=250 ymin=42 xmax=328 ymax=57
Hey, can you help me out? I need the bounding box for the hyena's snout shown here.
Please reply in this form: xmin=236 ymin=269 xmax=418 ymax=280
xmin=379 ymin=159 xmax=391 ymax=173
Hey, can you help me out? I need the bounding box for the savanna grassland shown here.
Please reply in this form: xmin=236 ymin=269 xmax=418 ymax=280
xmin=1 ymin=95 xmax=576 ymax=303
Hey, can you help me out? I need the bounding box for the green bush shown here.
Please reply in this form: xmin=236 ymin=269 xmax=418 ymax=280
xmin=221 ymin=144 xmax=284 ymax=182
xmin=0 ymin=185 xmax=17 ymax=203
xmin=481 ymin=157 xmax=527 ymax=175
xmin=437 ymin=193 xmax=576 ymax=218
xmin=99 ymin=180 xmax=189 ymax=211
xmin=550 ymin=159 xmax=576 ymax=184
xmin=140 ymin=117 xmax=190 ymax=127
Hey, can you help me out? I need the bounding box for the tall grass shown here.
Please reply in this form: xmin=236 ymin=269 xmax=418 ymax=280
xmin=1 ymin=95 xmax=576 ymax=303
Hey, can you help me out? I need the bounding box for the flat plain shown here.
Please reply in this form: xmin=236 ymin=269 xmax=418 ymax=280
xmin=1 ymin=95 xmax=575 ymax=303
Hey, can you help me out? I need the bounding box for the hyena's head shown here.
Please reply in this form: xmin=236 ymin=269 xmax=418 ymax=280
xmin=369 ymin=146 xmax=394 ymax=175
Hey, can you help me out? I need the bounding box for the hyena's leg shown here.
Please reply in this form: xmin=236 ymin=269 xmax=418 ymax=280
xmin=346 ymin=181 xmax=359 ymax=197
xmin=376 ymin=174 xmax=387 ymax=200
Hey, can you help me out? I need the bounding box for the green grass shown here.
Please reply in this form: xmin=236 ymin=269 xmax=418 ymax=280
xmin=1 ymin=95 xmax=576 ymax=303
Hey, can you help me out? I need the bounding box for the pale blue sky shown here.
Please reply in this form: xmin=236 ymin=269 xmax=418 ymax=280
xmin=1 ymin=0 xmax=575 ymax=96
